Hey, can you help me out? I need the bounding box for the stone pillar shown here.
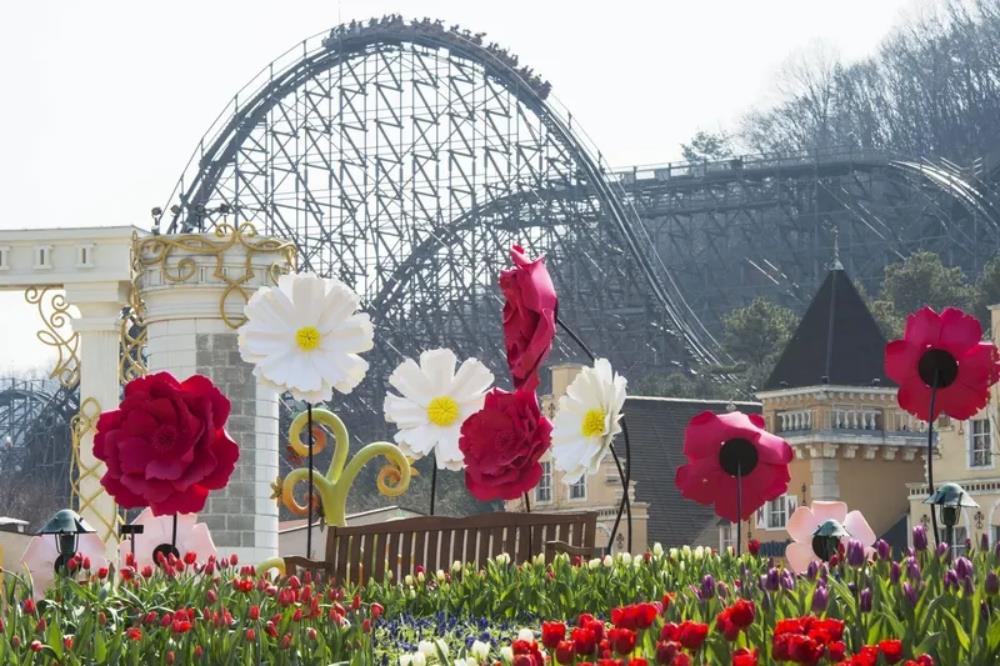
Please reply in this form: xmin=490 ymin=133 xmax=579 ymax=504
xmin=66 ymin=282 xmax=130 ymax=559
xmin=136 ymin=229 xmax=293 ymax=564
xmin=810 ymin=457 xmax=840 ymax=501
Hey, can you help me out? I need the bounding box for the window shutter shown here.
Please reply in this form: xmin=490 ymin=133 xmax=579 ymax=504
xmin=786 ymin=495 xmax=798 ymax=515
xmin=756 ymin=505 xmax=766 ymax=529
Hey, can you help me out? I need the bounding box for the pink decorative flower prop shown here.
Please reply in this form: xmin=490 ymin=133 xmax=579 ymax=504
xmin=93 ymin=372 xmax=239 ymax=516
xmin=460 ymin=387 xmax=552 ymax=501
xmin=785 ymin=501 xmax=876 ymax=574
xmin=118 ymin=509 xmax=218 ymax=569
xmin=500 ymin=245 xmax=558 ymax=391
xmin=19 ymin=533 xmax=108 ymax=599
xmin=884 ymin=306 xmax=1000 ymax=421
xmin=674 ymin=411 xmax=792 ymax=522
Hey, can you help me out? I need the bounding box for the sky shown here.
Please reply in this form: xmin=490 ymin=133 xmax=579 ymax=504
xmin=0 ymin=0 xmax=923 ymax=373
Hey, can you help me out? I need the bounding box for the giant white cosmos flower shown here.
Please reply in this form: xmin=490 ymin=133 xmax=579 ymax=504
xmin=384 ymin=348 xmax=493 ymax=471
xmin=551 ymin=358 xmax=627 ymax=484
xmin=238 ymin=273 xmax=374 ymax=403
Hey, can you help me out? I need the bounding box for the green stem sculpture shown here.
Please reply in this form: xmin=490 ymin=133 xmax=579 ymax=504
xmin=259 ymin=408 xmax=412 ymax=574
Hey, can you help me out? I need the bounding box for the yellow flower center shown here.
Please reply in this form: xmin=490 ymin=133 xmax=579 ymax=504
xmin=295 ymin=326 xmax=321 ymax=351
xmin=426 ymin=396 xmax=460 ymax=427
xmin=581 ymin=408 xmax=606 ymax=438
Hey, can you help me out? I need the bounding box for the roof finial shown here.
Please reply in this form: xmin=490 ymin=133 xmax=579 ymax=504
xmin=831 ymin=227 xmax=844 ymax=270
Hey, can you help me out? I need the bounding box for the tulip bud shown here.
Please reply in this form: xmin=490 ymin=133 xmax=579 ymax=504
xmin=875 ymin=539 xmax=890 ymax=561
xmin=913 ymin=525 xmax=928 ymax=552
xmin=987 ymin=571 xmax=1000 ymax=596
xmin=860 ymin=587 xmax=872 ymax=613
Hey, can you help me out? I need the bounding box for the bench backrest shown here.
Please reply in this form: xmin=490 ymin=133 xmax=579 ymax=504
xmin=322 ymin=511 xmax=597 ymax=586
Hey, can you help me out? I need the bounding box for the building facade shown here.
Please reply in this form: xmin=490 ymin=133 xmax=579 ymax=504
xmin=906 ymin=305 xmax=1000 ymax=552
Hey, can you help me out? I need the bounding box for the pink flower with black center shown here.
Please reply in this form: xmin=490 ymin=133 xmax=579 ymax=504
xmin=674 ymin=411 xmax=792 ymax=522
xmin=885 ymin=306 xmax=1000 ymax=421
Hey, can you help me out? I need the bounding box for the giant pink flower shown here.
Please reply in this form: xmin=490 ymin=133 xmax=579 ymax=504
xmin=785 ymin=501 xmax=876 ymax=574
xmin=459 ymin=387 xmax=552 ymax=501
xmin=500 ymin=245 xmax=557 ymax=391
xmin=885 ymin=306 xmax=1000 ymax=421
xmin=675 ymin=411 xmax=792 ymax=522
xmin=93 ymin=372 xmax=239 ymax=516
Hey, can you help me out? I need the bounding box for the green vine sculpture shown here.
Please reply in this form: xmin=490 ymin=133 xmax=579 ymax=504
xmin=278 ymin=408 xmax=412 ymax=527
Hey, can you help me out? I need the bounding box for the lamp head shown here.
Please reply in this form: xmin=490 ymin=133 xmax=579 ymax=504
xmin=811 ymin=519 xmax=850 ymax=562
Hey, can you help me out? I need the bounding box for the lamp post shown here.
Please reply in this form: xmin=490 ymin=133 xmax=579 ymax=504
xmin=812 ymin=519 xmax=850 ymax=562
xmin=924 ymin=482 xmax=978 ymax=554
xmin=37 ymin=509 xmax=95 ymax=572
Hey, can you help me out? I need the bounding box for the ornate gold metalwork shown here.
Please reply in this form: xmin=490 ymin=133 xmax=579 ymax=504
xmin=24 ymin=286 xmax=80 ymax=389
xmin=135 ymin=223 xmax=297 ymax=329
xmin=119 ymin=230 xmax=148 ymax=383
xmin=69 ymin=397 xmax=118 ymax=542
xmin=277 ymin=408 xmax=412 ymax=527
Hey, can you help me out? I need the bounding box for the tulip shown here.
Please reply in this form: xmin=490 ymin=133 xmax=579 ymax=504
xmin=875 ymin=539 xmax=890 ymax=561
xmin=982 ymin=533 xmax=990 ymax=552
xmin=811 ymin=585 xmax=829 ymax=612
xmin=30 ymin=640 xmax=43 ymax=653
xmin=913 ymin=525 xmax=928 ymax=551
xmin=890 ymin=561 xmax=901 ymax=584
xmin=846 ymin=539 xmax=866 ymax=567
xmin=903 ymin=582 xmax=919 ymax=606
xmin=699 ymin=574 xmax=715 ymax=600
xmin=986 ymin=571 xmax=1000 ymax=596
xmin=860 ymin=587 xmax=872 ymax=613
xmin=955 ymin=556 xmax=973 ymax=581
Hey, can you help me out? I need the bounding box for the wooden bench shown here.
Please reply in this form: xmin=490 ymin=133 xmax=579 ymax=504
xmin=283 ymin=511 xmax=598 ymax=586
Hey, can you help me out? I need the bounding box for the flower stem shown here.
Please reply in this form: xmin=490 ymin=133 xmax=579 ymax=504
xmin=555 ymin=315 xmax=633 ymax=555
xmin=307 ymin=403 xmax=314 ymax=560
xmin=430 ymin=453 xmax=438 ymax=516
xmin=927 ymin=381 xmax=939 ymax=546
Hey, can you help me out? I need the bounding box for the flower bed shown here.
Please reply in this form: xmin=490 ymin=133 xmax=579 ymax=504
xmin=4 ymin=532 xmax=1000 ymax=664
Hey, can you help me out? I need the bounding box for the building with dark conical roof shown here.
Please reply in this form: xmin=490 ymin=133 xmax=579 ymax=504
xmin=745 ymin=262 xmax=927 ymax=557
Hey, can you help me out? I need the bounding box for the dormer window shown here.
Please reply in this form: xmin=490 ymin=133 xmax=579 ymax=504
xmin=969 ymin=418 xmax=993 ymax=468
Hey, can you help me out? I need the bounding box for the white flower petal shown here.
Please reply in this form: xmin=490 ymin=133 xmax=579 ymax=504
xmin=420 ymin=348 xmax=458 ymax=395
xmin=385 ymin=394 xmax=428 ymax=428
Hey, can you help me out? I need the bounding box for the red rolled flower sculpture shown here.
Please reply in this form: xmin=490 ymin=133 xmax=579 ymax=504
xmin=459 ymin=386 xmax=552 ymax=501
xmin=674 ymin=411 xmax=792 ymax=522
xmin=500 ymin=245 xmax=558 ymax=391
xmin=93 ymin=372 xmax=240 ymax=516
xmin=884 ymin=306 xmax=1000 ymax=421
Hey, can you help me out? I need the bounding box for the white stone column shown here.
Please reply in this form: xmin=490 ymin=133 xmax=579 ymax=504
xmin=136 ymin=231 xmax=290 ymax=564
xmin=65 ymin=281 xmax=130 ymax=559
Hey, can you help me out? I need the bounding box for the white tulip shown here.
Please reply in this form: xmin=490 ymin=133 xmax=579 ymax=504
xmin=470 ymin=640 xmax=490 ymax=661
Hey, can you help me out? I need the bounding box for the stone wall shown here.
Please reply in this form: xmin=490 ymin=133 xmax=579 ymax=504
xmin=193 ymin=332 xmax=279 ymax=559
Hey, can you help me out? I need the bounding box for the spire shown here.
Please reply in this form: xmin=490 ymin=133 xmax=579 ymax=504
xmin=831 ymin=227 xmax=844 ymax=271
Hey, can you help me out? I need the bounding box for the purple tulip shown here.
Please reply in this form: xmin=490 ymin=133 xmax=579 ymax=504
xmin=964 ymin=577 xmax=975 ymax=596
xmin=937 ymin=542 xmax=950 ymax=559
xmin=700 ymin=574 xmax=715 ymax=600
xmin=890 ymin=561 xmax=901 ymax=584
xmin=781 ymin=570 xmax=795 ymax=591
xmin=986 ymin=571 xmax=999 ymax=596
xmin=765 ymin=568 xmax=780 ymax=592
xmin=811 ymin=584 xmax=829 ymax=612
xmin=955 ymin=556 xmax=973 ymax=581
xmin=982 ymin=533 xmax=990 ymax=552
xmin=903 ymin=582 xmax=919 ymax=606
xmin=982 ymin=600 xmax=992 ymax=623
xmin=847 ymin=539 xmax=866 ymax=567
xmin=848 ymin=582 xmax=858 ymax=596
xmin=717 ymin=582 xmax=729 ymax=599
xmin=875 ymin=539 xmax=890 ymax=561
xmin=906 ymin=557 xmax=921 ymax=582
xmin=806 ymin=560 xmax=818 ymax=581
xmin=913 ymin=525 xmax=928 ymax=551
xmin=860 ymin=587 xmax=872 ymax=613
xmin=945 ymin=568 xmax=959 ymax=591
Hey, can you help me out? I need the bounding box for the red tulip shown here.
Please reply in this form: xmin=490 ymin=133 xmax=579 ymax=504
xmin=880 ymin=639 xmax=905 ymax=664
xmin=22 ymin=598 xmax=36 ymax=615
xmin=885 ymin=307 xmax=1000 ymax=420
xmin=30 ymin=640 xmax=43 ymax=653
xmin=249 ymin=605 xmax=260 ymax=621
xmin=126 ymin=627 xmax=142 ymax=641
xmin=747 ymin=539 xmax=761 ymax=555
xmin=245 ymin=628 xmax=256 ymax=641
xmin=675 ymin=411 xmax=792 ymax=522
xmin=97 ymin=566 xmax=109 ymax=579
xmin=732 ymin=648 xmax=758 ymax=666
xmin=676 ymin=621 xmax=708 ymax=651
xmin=542 ymin=621 xmax=566 ymax=649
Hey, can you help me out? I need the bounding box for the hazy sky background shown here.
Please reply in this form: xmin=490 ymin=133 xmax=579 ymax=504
xmin=0 ymin=0 xmax=923 ymax=372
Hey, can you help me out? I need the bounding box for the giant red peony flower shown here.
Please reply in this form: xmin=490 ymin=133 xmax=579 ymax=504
xmin=459 ymin=387 xmax=552 ymax=501
xmin=884 ymin=306 xmax=1000 ymax=421
xmin=499 ymin=245 xmax=558 ymax=391
xmin=674 ymin=411 xmax=792 ymax=522
xmin=93 ymin=372 xmax=239 ymax=516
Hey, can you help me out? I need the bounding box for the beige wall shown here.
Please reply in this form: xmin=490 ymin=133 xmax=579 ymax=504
xmin=0 ymin=531 xmax=31 ymax=572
